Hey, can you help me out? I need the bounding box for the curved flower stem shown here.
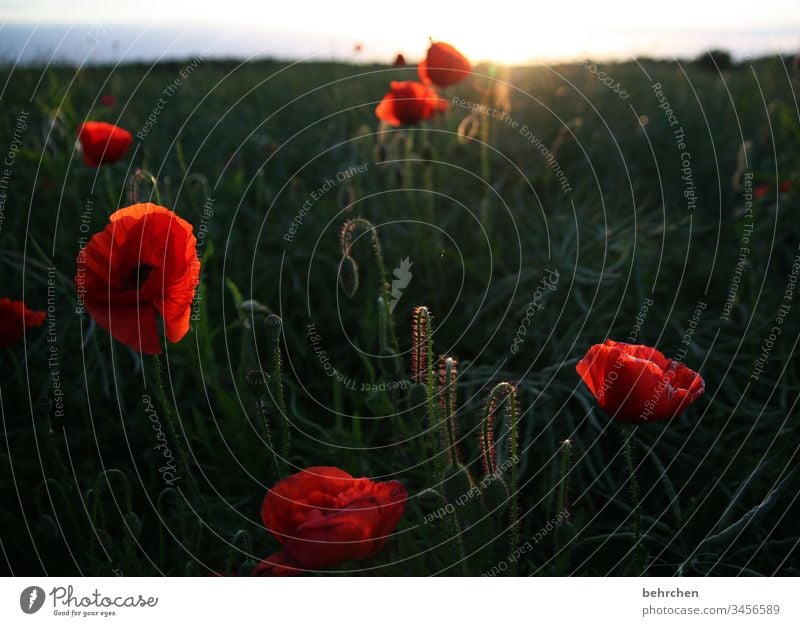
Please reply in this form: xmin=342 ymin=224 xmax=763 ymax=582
xmin=341 ymin=218 xmax=400 ymax=361
xmin=448 ymin=507 xmax=470 ymax=576
xmin=622 ymin=424 xmax=644 ymax=573
xmin=271 ymin=341 xmax=289 ymax=474
xmin=481 ymin=382 xmax=520 ymax=575
xmin=431 ymin=489 xmax=469 ymax=575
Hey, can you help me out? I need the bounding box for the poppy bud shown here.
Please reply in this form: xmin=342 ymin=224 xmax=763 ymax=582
xmin=442 ymin=463 xmax=473 ymax=505
xmin=127 ymin=168 xmax=159 ymax=204
xmin=124 ymin=512 xmax=141 ymax=539
xmin=244 ymin=369 xmax=269 ymax=397
xmin=37 ymin=514 xmax=60 ymax=539
xmin=264 ymin=314 xmax=282 ymax=344
xmin=481 ymin=475 xmax=509 ymax=514
xmin=338 ymin=255 xmax=360 ymax=298
xmin=418 ymin=488 xmax=444 ymax=511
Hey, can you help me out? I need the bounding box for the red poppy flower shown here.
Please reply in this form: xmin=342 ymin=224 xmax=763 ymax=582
xmin=78 ymin=121 xmax=132 ymax=167
xmin=755 ymin=180 xmax=794 ymax=198
xmin=418 ymin=41 xmax=471 ymax=88
xmin=99 ymin=93 xmax=116 ymax=107
xmin=375 ymin=81 xmax=447 ymax=127
xmin=75 ymin=203 xmax=200 ymax=354
xmin=393 ymin=53 xmax=406 ymax=67
xmin=254 ymin=466 xmax=407 ymax=574
xmin=576 ymin=340 xmax=705 ymax=424
xmin=0 ymin=298 xmax=46 ymax=347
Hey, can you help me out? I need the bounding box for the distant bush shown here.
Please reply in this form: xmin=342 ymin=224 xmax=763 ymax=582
xmin=694 ymin=49 xmax=734 ymax=71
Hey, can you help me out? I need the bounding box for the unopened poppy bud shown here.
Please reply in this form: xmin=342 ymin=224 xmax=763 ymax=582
xmin=264 ymin=314 xmax=282 ymax=344
xmin=37 ymin=514 xmax=60 ymax=539
xmin=418 ymin=488 xmax=443 ymax=511
xmin=127 ymin=168 xmax=158 ymax=204
xmin=338 ymin=255 xmax=360 ymax=298
xmin=244 ymin=369 xmax=269 ymax=397
xmin=442 ymin=463 xmax=473 ymax=505
xmin=124 ymin=511 xmax=142 ymax=539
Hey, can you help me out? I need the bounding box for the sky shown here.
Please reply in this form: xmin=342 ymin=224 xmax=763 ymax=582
xmin=1 ymin=0 xmax=799 ymax=65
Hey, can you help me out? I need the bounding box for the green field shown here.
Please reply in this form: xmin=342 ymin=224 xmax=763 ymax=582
xmin=1 ymin=56 xmax=798 ymax=576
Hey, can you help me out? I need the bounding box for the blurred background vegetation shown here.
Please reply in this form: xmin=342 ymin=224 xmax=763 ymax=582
xmin=1 ymin=54 xmax=798 ymax=575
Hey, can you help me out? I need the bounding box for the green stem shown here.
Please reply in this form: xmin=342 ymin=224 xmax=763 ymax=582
xmin=554 ymin=438 xmax=573 ymax=574
xmin=422 ymin=310 xmax=440 ymax=480
xmin=556 ymin=439 xmax=572 ymax=517
xmin=482 ymin=382 xmax=520 ymax=574
xmin=507 ymin=389 xmax=519 ymax=576
xmin=151 ymin=354 xmax=203 ymax=503
xmin=622 ymin=425 xmax=644 ymax=573
xmin=271 ymin=342 xmax=289 ymax=473
xmin=448 ymin=509 xmax=470 ymax=576
xmin=256 ymin=396 xmax=280 ymax=480
xmin=442 ymin=357 xmax=457 ymax=465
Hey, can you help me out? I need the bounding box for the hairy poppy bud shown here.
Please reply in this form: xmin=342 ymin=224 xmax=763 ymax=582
xmin=481 ymin=475 xmax=509 ymax=514
xmin=264 ymin=314 xmax=282 ymax=344
xmin=338 ymin=255 xmax=360 ymax=298
xmin=244 ymin=369 xmax=269 ymax=397
xmin=442 ymin=463 xmax=473 ymax=505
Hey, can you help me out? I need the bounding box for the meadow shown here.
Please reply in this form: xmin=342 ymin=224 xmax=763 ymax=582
xmin=0 ymin=53 xmax=798 ymax=576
